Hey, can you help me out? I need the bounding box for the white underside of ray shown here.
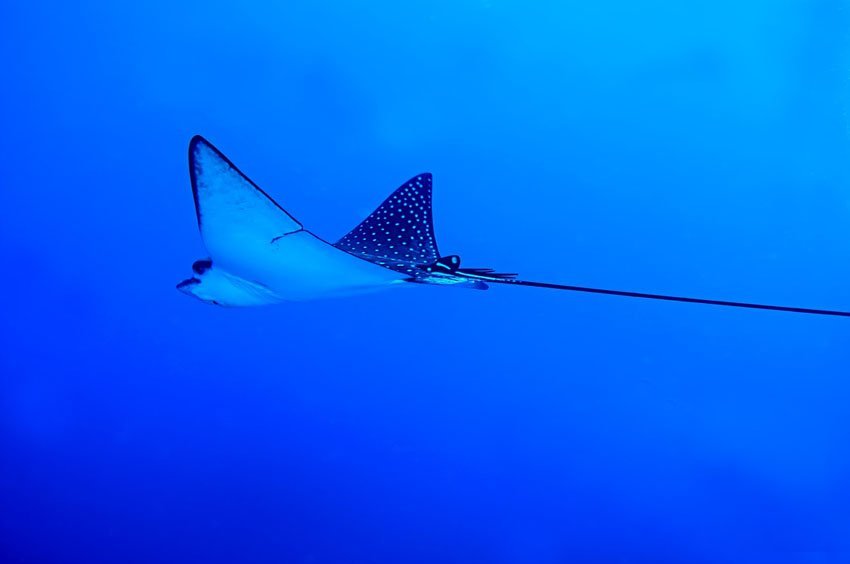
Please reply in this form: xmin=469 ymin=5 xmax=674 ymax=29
xmin=216 ymin=231 xmax=407 ymax=303
xmin=188 ymin=138 xmax=407 ymax=304
xmin=192 ymin=138 xmax=302 ymax=259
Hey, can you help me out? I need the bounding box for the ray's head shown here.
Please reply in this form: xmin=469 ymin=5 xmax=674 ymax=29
xmin=178 ymin=136 xmax=295 ymax=307
xmin=176 ymin=259 xmax=221 ymax=305
xmin=177 ymin=259 xmax=276 ymax=306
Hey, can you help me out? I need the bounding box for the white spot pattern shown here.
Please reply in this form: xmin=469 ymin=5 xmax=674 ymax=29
xmin=334 ymin=173 xmax=441 ymax=277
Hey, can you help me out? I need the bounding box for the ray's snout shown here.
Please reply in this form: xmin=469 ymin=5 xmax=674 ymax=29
xmin=176 ymin=277 xmax=200 ymax=295
xmin=179 ymin=259 xmax=211 ymax=300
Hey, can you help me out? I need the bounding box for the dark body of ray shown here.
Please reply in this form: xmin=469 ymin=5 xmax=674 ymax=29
xmin=336 ymin=172 xmax=850 ymax=318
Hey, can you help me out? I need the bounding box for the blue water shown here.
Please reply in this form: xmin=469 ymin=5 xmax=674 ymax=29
xmin=2 ymin=2 xmax=849 ymax=562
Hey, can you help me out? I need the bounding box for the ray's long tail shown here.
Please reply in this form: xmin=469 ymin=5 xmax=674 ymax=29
xmin=489 ymin=278 xmax=850 ymax=318
xmin=425 ymin=255 xmax=850 ymax=317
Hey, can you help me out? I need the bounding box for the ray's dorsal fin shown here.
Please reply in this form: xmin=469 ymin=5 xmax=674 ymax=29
xmin=334 ymin=173 xmax=440 ymax=265
xmin=430 ymin=255 xmax=460 ymax=273
xmin=189 ymin=135 xmax=302 ymax=259
xmin=420 ymin=255 xmax=518 ymax=279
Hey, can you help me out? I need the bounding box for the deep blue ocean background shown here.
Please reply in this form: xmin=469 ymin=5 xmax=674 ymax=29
xmin=2 ymin=1 xmax=850 ymax=562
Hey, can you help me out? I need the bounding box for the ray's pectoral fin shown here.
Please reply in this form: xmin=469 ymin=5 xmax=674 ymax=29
xmin=188 ymin=135 xmax=303 ymax=262
xmin=334 ymin=173 xmax=441 ymax=271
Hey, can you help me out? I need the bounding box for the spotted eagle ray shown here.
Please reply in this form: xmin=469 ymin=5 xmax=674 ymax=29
xmin=178 ymin=136 xmax=849 ymax=317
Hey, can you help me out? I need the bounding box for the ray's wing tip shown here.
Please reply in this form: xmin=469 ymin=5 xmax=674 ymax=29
xmin=189 ymin=134 xmax=211 ymax=155
xmin=410 ymin=172 xmax=432 ymax=185
xmin=189 ymin=134 xmax=223 ymax=161
xmin=189 ymin=135 xmax=240 ymax=182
